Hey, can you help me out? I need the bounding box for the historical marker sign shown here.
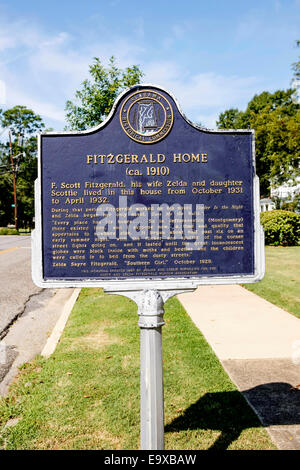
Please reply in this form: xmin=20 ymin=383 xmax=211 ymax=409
xmin=32 ymin=85 xmax=264 ymax=290
xmin=32 ymin=84 xmax=265 ymax=451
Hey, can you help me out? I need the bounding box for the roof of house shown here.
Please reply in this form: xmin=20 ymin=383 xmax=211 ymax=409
xmin=260 ymin=198 xmax=275 ymax=204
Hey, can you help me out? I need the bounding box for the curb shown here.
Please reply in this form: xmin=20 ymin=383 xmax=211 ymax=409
xmin=41 ymin=288 xmax=81 ymax=358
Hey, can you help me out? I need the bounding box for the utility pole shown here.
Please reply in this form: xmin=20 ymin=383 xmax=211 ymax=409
xmin=8 ymin=131 xmax=18 ymax=230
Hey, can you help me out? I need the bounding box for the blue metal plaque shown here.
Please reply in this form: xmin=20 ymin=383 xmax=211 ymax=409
xmin=33 ymin=85 xmax=264 ymax=289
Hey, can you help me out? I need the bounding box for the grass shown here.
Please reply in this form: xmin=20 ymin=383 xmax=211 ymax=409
xmin=0 ymin=289 xmax=276 ymax=450
xmin=244 ymin=246 xmax=300 ymax=319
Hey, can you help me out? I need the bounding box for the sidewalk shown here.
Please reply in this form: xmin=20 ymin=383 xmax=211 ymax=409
xmin=178 ymin=285 xmax=300 ymax=450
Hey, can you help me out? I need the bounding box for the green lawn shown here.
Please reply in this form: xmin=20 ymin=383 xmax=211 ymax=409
xmin=244 ymin=246 xmax=300 ymax=319
xmin=0 ymin=289 xmax=275 ymax=450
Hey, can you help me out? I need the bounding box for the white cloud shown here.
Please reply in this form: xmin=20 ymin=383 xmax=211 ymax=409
xmin=7 ymin=85 xmax=65 ymax=123
xmin=0 ymin=11 xmax=261 ymax=130
xmin=175 ymin=72 xmax=258 ymax=108
xmin=40 ymin=32 xmax=70 ymax=48
xmin=0 ymin=79 xmax=6 ymax=104
xmin=0 ymin=18 xmax=45 ymax=53
xmin=172 ymin=24 xmax=187 ymax=40
xmin=194 ymin=112 xmax=221 ymax=130
xmin=235 ymin=15 xmax=261 ymax=42
xmin=0 ymin=12 xmax=145 ymax=128
xmin=143 ymin=60 xmax=259 ymax=126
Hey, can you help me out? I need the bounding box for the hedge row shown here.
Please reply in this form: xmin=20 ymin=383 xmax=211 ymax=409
xmin=260 ymin=210 xmax=300 ymax=246
xmin=0 ymin=228 xmax=19 ymax=235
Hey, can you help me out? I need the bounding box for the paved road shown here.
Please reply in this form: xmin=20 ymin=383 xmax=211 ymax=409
xmin=0 ymin=235 xmax=41 ymax=335
xmin=0 ymin=287 xmax=79 ymax=395
xmin=0 ymin=235 xmax=79 ymax=396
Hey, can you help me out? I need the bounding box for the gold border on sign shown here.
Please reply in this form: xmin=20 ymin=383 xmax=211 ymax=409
xmin=120 ymin=90 xmax=174 ymax=143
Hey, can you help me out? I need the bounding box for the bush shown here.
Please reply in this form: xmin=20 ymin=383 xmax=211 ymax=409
xmin=260 ymin=210 xmax=300 ymax=246
xmin=0 ymin=227 xmax=19 ymax=235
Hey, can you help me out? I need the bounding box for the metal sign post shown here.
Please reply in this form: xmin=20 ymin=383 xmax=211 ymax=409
xmin=138 ymin=290 xmax=165 ymax=450
xmin=109 ymin=288 xmax=193 ymax=450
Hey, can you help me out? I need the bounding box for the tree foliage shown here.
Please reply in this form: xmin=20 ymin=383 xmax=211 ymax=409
xmin=217 ymin=89 xmax=300 ymax=196
xmin=0 ymin=105 xmax=44 ymax=137
xmin=0 ymin=106 xmax=45 ymax=227
xmin=65 ymin=56 xmax=144 ymax=130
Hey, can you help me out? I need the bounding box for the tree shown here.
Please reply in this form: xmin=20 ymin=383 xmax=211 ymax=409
xmin=0 ymin=106 xmax=45 ymax=228
xmin=217 ymin=89 xmax=300 ymax=196
xmin=216 ymin=108 xmax=244 ymax=129
xmin=65 ymin=56 xmax=144 ymax=131
xmin=217 ymin=89 xmax=298 ymax=129
xmin=253 ymin=105 xmax=300 ymax=193
xmin=0 ymin=173 xmax=13 ymax=227
xmin=0 ymin=105 xmax=44 ymax=138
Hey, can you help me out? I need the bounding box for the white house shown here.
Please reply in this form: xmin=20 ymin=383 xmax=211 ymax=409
xmin=271 ymin=178 xmax=300 ymax=200
xmin=260 ymin=198 xmax=276 ymax=212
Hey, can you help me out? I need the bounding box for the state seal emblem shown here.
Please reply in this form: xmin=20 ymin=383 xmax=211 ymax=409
xmin=120 ymin=89 xmax=173 ymax=143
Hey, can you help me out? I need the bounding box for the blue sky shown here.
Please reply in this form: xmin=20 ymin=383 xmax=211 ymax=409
xmin=0 ymin=0 xmax=299 ymax=131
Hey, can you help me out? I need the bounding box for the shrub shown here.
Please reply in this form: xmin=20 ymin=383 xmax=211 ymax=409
xmin=0 ymin=227 xmax=19 ymax=235
xmin=260 ymin=210 xmax=300 ymax=246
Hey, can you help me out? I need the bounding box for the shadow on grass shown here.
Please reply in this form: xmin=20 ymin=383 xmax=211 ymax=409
xmin=165 ymin=383 xmax=300 ymax=450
